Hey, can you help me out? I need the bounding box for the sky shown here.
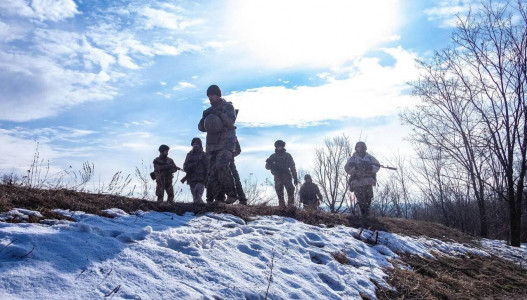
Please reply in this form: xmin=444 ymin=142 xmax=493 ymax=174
xmin=0 ymin=0 xmax=480 ymax=197
xmin=1 ymin=207 xmax=525 ymax=299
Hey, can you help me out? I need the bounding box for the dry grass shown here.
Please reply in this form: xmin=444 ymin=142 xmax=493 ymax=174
xmin=377 ymin=253 xmax=527 ymax=300
xmin=2 ymin=183 xmax=525 ymax=299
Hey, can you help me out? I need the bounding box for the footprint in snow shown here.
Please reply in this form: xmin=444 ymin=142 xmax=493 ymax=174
xmin=317 ymin=273 xmax=345 ymax=291
xmin=303 ymin=232 xmax=326 ymax=248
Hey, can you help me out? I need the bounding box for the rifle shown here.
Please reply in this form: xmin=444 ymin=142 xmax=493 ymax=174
xmin=349 ymin=161 xmax=397 ymax=171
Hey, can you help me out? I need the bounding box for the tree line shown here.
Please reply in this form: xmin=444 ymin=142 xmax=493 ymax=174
xmin=311 ymin=1 xmax=526 ymax=247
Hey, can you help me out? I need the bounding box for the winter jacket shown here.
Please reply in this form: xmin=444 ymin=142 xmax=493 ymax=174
xmin=344 ymin=152 xmax=380 ymax=189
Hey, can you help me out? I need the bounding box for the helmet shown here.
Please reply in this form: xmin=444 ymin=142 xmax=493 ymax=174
xmin=191 ymin=137 xmax=202 ymax=147
xmin=204 ymin=114 xmax=224 ymax=133
xmin=355 ymin=141 xmax=367 ymax=150
xmin=304 ymin=174 xmax=312 ymax=180
xmin=158 ymin=144 xmax=170 ymax=152
xmin=274 ymin=140 xmax=286 ymax=147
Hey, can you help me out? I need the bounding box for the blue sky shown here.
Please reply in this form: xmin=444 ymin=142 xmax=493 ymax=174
xmin=0 ymin=0 xmax=478 ymax=192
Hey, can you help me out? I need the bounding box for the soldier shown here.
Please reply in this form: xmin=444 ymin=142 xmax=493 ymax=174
xmin=265 ymin=140 xmax=299 ymax=207
xmin=153 ymin=144 xmax=179 ymax=203
xmin=198 ymin=85 xmax=238 ymax=204
xmin=182 ymin=137 xmax=208 ymax=204
xmin=299 ymin=174 xmax=323 ymax=210
xmin=344 ymin=141 xmax=380 ymax=217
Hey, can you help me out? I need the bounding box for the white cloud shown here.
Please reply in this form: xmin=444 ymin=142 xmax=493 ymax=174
xmin=0 ymin=1 xmax=207 ymax=122
xmin=173 ymin=81 xmax=196 ymax=91
xmin=0 ymin=0 xmax=79 ymax=22
xmin=227 ymin=47 xmax=418 ymax=127
xmin=223 ymin=0 xmax=402 ymax=68
xmin=139 ymin=7 xmax=203 ymax=30
xmin=0 ymin=50 xmax=117 ymax=121
xmin=31 ymin=0 xmax=79 ymax=22
xmin=424 ymin=0 xmax=479 ymax=28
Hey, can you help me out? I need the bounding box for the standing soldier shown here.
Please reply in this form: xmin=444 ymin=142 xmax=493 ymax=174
xmin=182 ymin=137 xmax=208 ymax=204
xmin=299 ymin=174 xmax=323 ymax=210
xmin=153 ymin=144 xmax=179 ymax=203
xmin=198 ymin=84 xmax=238 ymax=204
xmin=344 ymin=141 xmax=380 ymax=217
xmin=265 ymin=140 xmax=299 ymax=208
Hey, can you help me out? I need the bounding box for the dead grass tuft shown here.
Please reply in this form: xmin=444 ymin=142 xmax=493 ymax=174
xmin=377 ymin=253 xmax=527 ymax=300
xmin=331 ymin=251 xmax=349 ymax=265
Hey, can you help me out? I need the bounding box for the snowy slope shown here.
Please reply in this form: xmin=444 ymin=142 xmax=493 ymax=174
xmin=0 ymin=208 xmax=525 ymax=300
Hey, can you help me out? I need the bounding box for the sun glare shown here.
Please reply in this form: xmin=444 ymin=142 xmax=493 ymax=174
xmin=226 ymin=0 xmax=401 ymax=68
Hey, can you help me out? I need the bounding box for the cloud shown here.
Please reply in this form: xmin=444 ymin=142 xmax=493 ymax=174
xmin=223 ymin=0 xmax=402 ymax=68
xmin=173 ymin=81 xmax=196 ymax=91
xmin=227 ymin=47 xmax=418 ymax=127
xmin=424 ymin=0 xmax=479 ymax=28
xmin=139 ymin=6 xmax=204 ymax=30
xmin=0 ymin=0 xmax=79 ymax=22
xmin=0 ymin=50 xmax=117 ymax=121
xmin=0 ymin=1 xmax=206 ymax=122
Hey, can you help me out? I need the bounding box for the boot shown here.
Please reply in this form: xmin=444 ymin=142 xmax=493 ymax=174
xmin=287 ymin=195 xmax=295 ymax=207
xmin=278 ymin=196 xmax=286 ymax=208
xmin=225 ymin=195 xmax=238 ymax=204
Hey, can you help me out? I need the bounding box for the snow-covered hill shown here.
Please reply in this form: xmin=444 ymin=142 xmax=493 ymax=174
xmin=0 ymin=208 xmax=525 ymax=299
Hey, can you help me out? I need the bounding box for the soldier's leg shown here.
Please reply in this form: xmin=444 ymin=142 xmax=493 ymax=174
xmin=155 ymin=179 xmax=164 ymax=202
xmin=284 ymin=180 xmax=295 ymax=207
xmin=274 ymin=177 xmax=286 ymax=207
xmin=166 ymin=179 xmax=174 ymax=203
xmin=216 ymin=150 xmax=237 ymax=203
xmin=208 ymin=152 xmax=223 ymax=202
xmin=230 ymin=159 xmax=247 ymax=205
xmin=354 ymin=185 xmax=370 ymax=217
xmin=192 ymin=183 xmax=205 ymax=204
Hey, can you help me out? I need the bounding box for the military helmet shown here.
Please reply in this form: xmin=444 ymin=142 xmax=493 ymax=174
xmin=355 ymin=141 xmax=367 ymax=150
xmin=304 ymin=174 xmax=312 ymax=180
xmin=274 ymin=140 xmax=286 ymax=147
xmin=204 ymin=114 xmax=224 ymax=133
xmin=158 ymin=144 xmax=170 ymax=152
xmin=191 ymin=137 xmax=202 ymax=147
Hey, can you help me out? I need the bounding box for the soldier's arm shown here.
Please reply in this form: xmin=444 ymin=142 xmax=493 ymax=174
xmin=219 ymin=103 xmax=236 ymax=129
xmin=265 ymin=155 xmax=273 ymax=170
xmin=370 ymin=156 xmax=381 ymax=174
xmin=288 ymin=154 xmax=299 ymax=183
xmin=198 ymin=109 xmax=211 ymax=132
xmin=344 ymin=159 xmax=357 ymax=175
xmin=153 ymin=159 xmax=160 ymax=173
xmin=316 ymin=185 xmax=323 ymax=201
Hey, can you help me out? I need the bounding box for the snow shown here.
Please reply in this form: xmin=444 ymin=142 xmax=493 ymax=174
xmin=0 ymin=208 xmax=525 ymax=300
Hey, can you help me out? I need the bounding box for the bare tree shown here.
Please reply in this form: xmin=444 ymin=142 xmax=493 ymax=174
xmin=312 ymin=135 xmax=352 ymax=212
xmin=402 ymin=1 xmax=527 ymax=245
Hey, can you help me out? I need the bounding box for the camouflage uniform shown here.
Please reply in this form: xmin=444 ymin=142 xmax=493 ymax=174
xmin=153 ymin=155 xmax=177 ymax=203
xmin=198 ymin=98 xmax=238 ymax=202
xmin=231 ymin=138 xmax=247 ymax=205
xmin=265 ymin=148 xmax=298 ymax=207
xmin=344 ymin=148 xmax=380 ymax=217
xmin=183 ymin=138 xmax=209 ymax=204
xmin=299 ymin=177 xmax=323 ymax=210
